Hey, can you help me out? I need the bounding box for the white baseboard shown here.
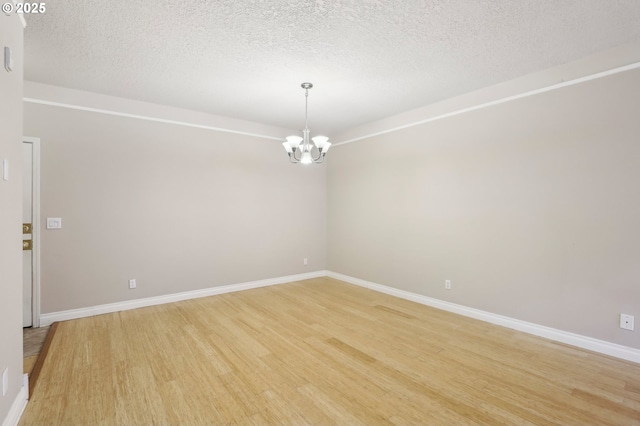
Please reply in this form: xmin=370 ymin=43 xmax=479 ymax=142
xmin=40 ymin=271 xmax=326 ymax=326
xmin=37 ymin=269 xmax=640 ymax=363
xmin=1 ymin=377 xmax=28 ymax=426
xmin=327 ymin=271 xmax=640 ymax=364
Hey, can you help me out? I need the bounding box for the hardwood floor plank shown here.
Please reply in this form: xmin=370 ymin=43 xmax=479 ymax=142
xmin=296 ymin=383 xmax=370 ymax=426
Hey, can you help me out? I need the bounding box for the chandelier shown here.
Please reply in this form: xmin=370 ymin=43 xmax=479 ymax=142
xmin=282 ymin=82 xmax=331 ymax=164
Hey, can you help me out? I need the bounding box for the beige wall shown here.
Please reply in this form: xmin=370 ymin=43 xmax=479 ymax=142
xmin=24 ymin=101 xmax=326 ymax=314
xmin=328 ymin=68 xmax=640 ymax=349
xmin=0 ymin=14 xmax=24 ymax=421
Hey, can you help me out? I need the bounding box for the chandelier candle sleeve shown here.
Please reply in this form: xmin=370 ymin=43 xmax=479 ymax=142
xmin=282 ymin=82 xmax=331 ymax=164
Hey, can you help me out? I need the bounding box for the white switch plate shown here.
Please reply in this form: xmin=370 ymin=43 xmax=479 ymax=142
xmin=303 ymin=258 xmax=308 ymax=265
xmin=46 ymin=217 xmax=62 ymax=229
xmin=2 ymin=367 xmax=8 ymax=396
xmin=445 ymin=280 xmax=452 ymax=290
xmin=620 ymin=314 xmax=635 ymax=331
xmin=129 ymin=279 xmax=136 ymax=289
xmin=2 ymin=159 xmax=8 ymax=181
xmin=4 ymin=47 xmax=12 ymax=72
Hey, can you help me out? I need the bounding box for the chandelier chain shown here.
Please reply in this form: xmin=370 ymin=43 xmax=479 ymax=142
xmin=305 ymin=87 xmax=309 ymax=130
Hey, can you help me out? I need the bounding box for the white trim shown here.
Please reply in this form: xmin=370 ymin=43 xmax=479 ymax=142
xmin=327 ymin=271 xmax=640 ymax=364
xmin=1 ymin=379 xmax=28 ymax=426
xmin=22 ymin=374 xmax=28 ymax=399
xmin=9 ymin=0 xmax=27 ymax=28
xmin=40 ymin=271 xmax=327 ymax=326
xmin=22 ymin=98 xmax=282 ymax=142
xmin=23 ymin=137 xmax=41 ymax=328
xmin=333 ymin=62 xmax=640 ymax=146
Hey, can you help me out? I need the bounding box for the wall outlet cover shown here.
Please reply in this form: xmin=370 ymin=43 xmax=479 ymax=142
xmin=620 ymin=314 xmax=635 ymax=331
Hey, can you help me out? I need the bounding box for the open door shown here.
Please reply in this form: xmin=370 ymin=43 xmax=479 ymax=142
xmin=23 ymin=137 xmax=40 ymax=328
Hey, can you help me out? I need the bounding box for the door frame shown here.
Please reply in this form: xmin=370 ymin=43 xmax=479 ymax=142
xmin=24 ymin=136 xmax=41 ymax=328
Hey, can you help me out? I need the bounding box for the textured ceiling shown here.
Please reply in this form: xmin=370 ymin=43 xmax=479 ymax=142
xmin=23 ymin=0 xmax=640 ymax=136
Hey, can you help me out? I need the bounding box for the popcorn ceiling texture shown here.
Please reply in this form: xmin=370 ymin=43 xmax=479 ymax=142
xmin=23 ymin=0 xmax=640 ymax=135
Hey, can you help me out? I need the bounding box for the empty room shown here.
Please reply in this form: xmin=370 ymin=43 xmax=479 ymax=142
xmin=2 ymin=1 xmax=640 ymax=425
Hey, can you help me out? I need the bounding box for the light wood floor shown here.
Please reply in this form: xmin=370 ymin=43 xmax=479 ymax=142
xmin=20 ymin=278 xmax=640 ymax=425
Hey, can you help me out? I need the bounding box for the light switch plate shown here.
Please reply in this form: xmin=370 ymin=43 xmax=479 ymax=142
xmin=2 ymin=368 xmax=7 ymax=396
xmin=46 ymin=217 xmax=62 ymax=229
xmin=4 ymin=47 xmax=12 ymax=72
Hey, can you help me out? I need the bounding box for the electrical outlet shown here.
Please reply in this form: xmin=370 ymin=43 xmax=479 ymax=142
xmin=2 ymin=367 xmax=8 ymax=396
xmin=129 ymin=279 xmax=136 ymax=289
xmin=303 ymin=258 xmax=308 ymax=265
xmin=445 ymin=280 xmax=451 ymax=290
xmin=620 ymin=314 xmax=634 ymax=331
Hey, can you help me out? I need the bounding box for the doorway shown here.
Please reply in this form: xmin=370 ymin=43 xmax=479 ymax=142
xmin=23 ymin=137 xmax=41 ymax=328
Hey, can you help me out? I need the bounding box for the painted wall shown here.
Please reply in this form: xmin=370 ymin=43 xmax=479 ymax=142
xmin=327 ymin=68 xmax=640 ymax=349
xmin=24 ymin=94 xmax=326 ymax=314
xmin=0 ymin=13 xmax=25 ymax=422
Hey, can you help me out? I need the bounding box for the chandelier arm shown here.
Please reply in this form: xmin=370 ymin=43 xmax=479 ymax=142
xmin=291 ymin=148 xmax=302 ymax=163
xmin=311 ymin=149 xmax=323 ymax=162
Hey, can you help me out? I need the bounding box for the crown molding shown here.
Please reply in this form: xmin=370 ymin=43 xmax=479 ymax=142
xmin=23 ymin=81 xmax=294 ymax=142
xmin=333 ymin=61 xmax=640 ymax=146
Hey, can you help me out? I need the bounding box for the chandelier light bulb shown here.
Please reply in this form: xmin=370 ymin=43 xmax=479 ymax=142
xmin=300 ymin=152 xmax=313 ymax=164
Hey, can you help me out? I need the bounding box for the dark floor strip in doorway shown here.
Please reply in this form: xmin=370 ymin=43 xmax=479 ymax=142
xmin=29 ymin=322 xmax=59 ymax=397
